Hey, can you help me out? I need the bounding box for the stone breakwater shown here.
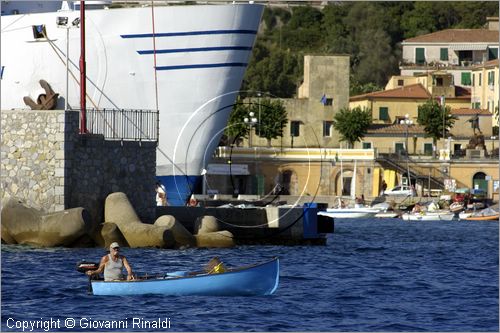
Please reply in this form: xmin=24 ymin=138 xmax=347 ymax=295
xmin=1 ymin=110 xmax=157 ymax=224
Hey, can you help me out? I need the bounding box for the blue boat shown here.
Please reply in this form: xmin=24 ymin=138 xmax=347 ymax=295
xmin=89 ymin=257 xmax=279 ymax=296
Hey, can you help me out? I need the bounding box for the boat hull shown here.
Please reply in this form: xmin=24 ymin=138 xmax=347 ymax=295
xmin=464 ymin=214 xmax=499 ymax=221
xmin=91 ymin=257 xmax=279 ymax=296
xmin=401 ymin=212 xmax=454 ymax=221
xmin=319 ymin=208 xmax=380 ymax=219
xmin=1 ymin=4 xmax=263 ymax=205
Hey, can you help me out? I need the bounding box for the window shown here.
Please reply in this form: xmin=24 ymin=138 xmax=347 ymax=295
xmin=362 ymin=142 xmax=372 ymax=149
xmin=324 ymin=98 xmax=333 ymax=106
xmin=435 ymin=77 xmax=443 ymax=86
xmin=415 ymin=48 xmax=425 ymax=65
xmin=488 ymin=71 xmax=495 ymax=86
xmin=397 ymin=79 xmax=404 ymax=86
xmin=395 ymin=143 xmax=405 ymax=154
xmin=424 ymin=143 xmax=433 ymax=156
xmin=472 ymin=73 xmax=475 ymax=86
xmin=440 ymin=48 xmax=448 ymax=61
xmin=479 ymin=73 xmax=482 ymax=86
xmin=461 ymin=72 xmax=471 ymax=85
xmin=323 ymin=121 xmax=333 ymax=137
xmin=379 ymin=107 xmax=389 ymax=121
xmin=290 ymin=121 xmax=300 ymax=137
xmin=488 ymin=47 xmax=498 ymax=60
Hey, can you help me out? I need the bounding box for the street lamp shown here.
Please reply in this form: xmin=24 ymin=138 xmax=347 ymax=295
xmin=492 ymin=136 xmax=497 ymax=157
xmin=400 ymin=114 xmax=413 ymax=192
xmin=244 ymin=111 xmax=258 ymax=147
xmin=257 ymin=92 xmax=262 ymax=136
xmin=56 ymin=16 xmax=79 ymax=110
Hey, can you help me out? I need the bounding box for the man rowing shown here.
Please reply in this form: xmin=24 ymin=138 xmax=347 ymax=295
xmin=86 ymin=242 xmax=135 ymax=281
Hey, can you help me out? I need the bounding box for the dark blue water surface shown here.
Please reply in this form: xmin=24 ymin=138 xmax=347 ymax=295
xmin=2 ymin=218 xmax=498 ymax=332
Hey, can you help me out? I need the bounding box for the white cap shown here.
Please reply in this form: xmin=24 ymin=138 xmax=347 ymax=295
xmin=109 ymin=242 xmax=120 ymax=249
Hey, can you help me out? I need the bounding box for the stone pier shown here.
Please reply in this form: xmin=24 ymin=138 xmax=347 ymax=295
xmin=1 ymin=110 xmax=157 ymax=223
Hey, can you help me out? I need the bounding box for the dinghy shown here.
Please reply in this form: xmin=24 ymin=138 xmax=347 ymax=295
xmin=77 ymin=257 xmax=279 ymax=296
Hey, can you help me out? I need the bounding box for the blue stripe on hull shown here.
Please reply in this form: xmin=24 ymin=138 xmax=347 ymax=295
xmin=155 ymin=62 xmax=247 ymax=71
xmin=137 ymin=46 xmax=252 ymax=55
xmin=157 ymin=175 xmax=202 ymax=206
xmin=120 ymin=29 xmax=257 ymax=39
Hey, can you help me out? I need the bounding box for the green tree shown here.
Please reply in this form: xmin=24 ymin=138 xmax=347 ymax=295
xmin=253 ymin=98 xmax=288 ymax=147
xmin=242 ymin=46 xmax=301 ymax=97
xmin=224 ymin=98 xmax=251 ymax=146
xmin=332 ymin=106 xmax=372 ymax=148
xmin=417 ymin=100 xmax=457 ymax=157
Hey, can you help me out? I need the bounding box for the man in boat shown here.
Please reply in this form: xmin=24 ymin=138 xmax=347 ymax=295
xmin=86 ymin=242 xmax=135 ymax=281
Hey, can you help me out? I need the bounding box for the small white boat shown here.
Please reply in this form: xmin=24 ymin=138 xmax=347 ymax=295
xmin=462 ymin=207 xmax=499 ymax=221
xmin=401 ymin=211 xmax=455 ymax=221
xmin=375 ymin=211 xmax=400 ymax=218
xmin=318 ymin=207 xmax=381 ymax=219
xmin=458 ymin=211 xmax=473 ymax=220
xmin=372 ymin=202 xmax=399 ymax=218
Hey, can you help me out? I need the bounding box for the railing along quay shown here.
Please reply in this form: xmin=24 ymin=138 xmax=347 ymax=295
xmin=79 ymin=108 xmax=159 ymax=142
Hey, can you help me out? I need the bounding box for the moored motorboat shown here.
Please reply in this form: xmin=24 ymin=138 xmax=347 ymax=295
xmin=449 ymin=202 xmax=465 ymax=213
xmin=401 ymin=211 xmax=455 ymax=221
xmin=463 ymin=207 xmax=499 ymax=221
xmin=82 ymin=257 xmax=279 ymax=296
xmin=318 ymin=207 xmax=381 ymax=219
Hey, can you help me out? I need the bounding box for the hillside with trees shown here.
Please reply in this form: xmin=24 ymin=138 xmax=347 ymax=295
xmin=241 ymin=1 xmax=498 ymax=98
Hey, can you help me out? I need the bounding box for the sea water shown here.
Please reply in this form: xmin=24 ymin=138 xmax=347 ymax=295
xmin=1 ymin=218 xmax=498 ymax=331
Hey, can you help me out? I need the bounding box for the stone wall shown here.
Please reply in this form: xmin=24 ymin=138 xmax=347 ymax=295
xmin=1 ymin=110 xmax=68 ymax=211
xmin=1 ymin=110 xmax=157 ymax=223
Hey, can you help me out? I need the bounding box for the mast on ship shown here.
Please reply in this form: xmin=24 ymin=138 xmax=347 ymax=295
xmin=79 ymin=0 xmax=87 ymax=133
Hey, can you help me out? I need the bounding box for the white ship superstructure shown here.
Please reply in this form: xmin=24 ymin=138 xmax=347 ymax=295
xmin=1 ymin=1 xmax=263 ymax=204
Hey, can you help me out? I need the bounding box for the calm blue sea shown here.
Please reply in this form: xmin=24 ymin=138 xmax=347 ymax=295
xmin=1 ymin=218 xmax=498 ymax=332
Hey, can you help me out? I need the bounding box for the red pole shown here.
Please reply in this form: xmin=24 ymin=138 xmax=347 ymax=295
xmin=79 ymin=0 xmax=87 ymax=133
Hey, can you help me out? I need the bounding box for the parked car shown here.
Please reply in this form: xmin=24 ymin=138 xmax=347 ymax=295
xmin=385 ymin=185 xmax=416 ymax=196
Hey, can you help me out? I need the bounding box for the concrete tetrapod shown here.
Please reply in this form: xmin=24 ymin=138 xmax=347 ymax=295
xmin=193 ymin=215 xmax=220 ymax=235
xmin=154 ymin=215 xmax=196 ymax=248
xmin=100 ymin=222 xmax=129 ymax=248
xmin=1 ymin=197 xmax=91 ymax=247
xmin=104 ymin=192 xmax=175 ymax=248
xmin=194 ymin=230 xmax=235 ymax=248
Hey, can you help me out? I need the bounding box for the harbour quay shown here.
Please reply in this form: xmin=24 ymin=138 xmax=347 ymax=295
xmin=157 ymin=203 xmax=334 ymax=246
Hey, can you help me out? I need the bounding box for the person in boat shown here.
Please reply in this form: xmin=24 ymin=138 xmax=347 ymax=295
xmin=354 ymin=195 xmax=365 ymax=208
xmin=86 ymin=242 xmax=135 ymax=281
xmin=412 ymin=202 xmax=422 ymax=213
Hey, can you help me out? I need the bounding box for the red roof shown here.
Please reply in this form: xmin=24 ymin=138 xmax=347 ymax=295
xmin=350 ymin=84 xmax=431 ymax=101
xmin=451 ymin=108 xmax=492 ymax=116
xmin=366 ymin=124 xmax=426 ymax=135
xmin=403 ymin=29 xmax=498 ymax=43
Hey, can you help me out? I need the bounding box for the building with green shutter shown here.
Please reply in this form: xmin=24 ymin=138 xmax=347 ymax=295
xmin=400 ymin=17 xmax=498 ymax=90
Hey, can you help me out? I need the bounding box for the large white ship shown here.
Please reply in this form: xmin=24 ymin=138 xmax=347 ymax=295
xmin=1 ymin=1 xmax=263 ymax=205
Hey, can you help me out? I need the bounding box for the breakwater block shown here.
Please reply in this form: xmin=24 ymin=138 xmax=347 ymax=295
xmin=1 ymin=197 xmax=91 ymax=247
xmin=154 ymin=215 xmax=196 ymax=248
xmin=194 ymin=215 xmax=220 ymax=235
xmin=104 ymin=192 xmax=176 ymax=248
xmin=194 ymin=230 xmax=234 ymax=248
xmin=101 ymin=222 xmax=129 ymax=248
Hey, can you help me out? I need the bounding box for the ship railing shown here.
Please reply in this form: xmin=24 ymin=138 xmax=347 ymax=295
xmin=81 ymin=108 xmax=159 ymax=142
